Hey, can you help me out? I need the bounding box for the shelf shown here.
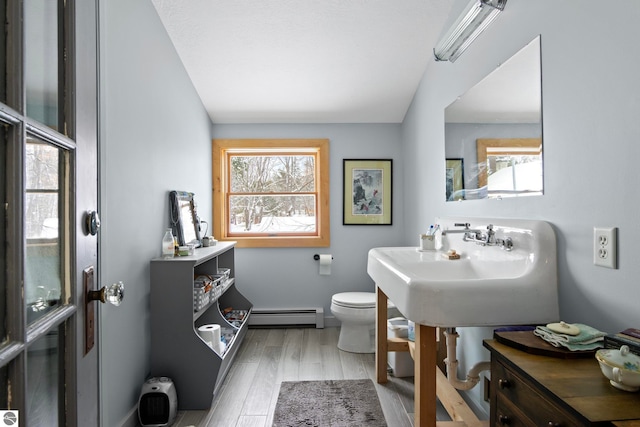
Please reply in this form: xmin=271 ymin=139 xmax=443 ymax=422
xmin=193 ymin=278 xmax=235 ymax=321
xmin=150 ymin=241 xmax=253 ymax=410
xmin=218 ymin=308 xmax=253 ymax=358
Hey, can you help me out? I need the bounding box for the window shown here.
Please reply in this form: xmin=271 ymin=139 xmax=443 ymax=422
xmin=476 ymin=138 xmax=542 ymax=198
xmin=213 ymin=139 xmax=330 ymax=248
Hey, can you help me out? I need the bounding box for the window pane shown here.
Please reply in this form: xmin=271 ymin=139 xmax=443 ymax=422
xmin=27 ymin=330 xmax=61 ymax=426
xmin=0 ymin=364 xmax=9 ymax=410
xmin=25 ymin=0 xmax=60 ymax=129
xmin=230 ymin=155 xmax=316 ymax=193
xmin=229 ymin=195 xmax=317 ymax=234
xmin=0 ymin=0 xmax=7 ymax=105
xmin=0 ymin=123 xmax=6 ymax=344
xmin=25 ymin=138 xmax=66 ymax=322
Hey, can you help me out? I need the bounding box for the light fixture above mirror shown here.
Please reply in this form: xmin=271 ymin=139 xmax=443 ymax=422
xmin=444 ymin=36 xmax=542 ymax=202
xmin=434 ymin=0 xmax=507 ymax=63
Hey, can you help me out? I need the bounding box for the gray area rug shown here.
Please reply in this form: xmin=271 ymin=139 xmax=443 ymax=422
xmin=272 ymin=379 xmax=387 ymax=427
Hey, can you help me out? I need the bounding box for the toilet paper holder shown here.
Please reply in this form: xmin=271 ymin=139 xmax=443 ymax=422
xmin=313 ymin=254 xmax=334 ymax=260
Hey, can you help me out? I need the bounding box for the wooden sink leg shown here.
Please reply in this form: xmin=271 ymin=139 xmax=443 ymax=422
xmin=375 ymin=288 xmax=437 ymax=427
xmin=415 ymin=323 xmax=437 ymax=427
xmin=375 ymin=286 xmax=388 ymax=384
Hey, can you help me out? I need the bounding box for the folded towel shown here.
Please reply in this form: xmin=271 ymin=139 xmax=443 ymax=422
xmin=534 ymin=323 xmax=606 ymax=351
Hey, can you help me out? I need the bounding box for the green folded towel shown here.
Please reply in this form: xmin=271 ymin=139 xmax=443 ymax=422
xmin=534 ymin=323 xmax=606 ymax=351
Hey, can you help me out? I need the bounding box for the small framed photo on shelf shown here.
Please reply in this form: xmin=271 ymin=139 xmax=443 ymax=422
xmin=343 ymin=159 xmax=392 ymax=225
xmin=446 ymin=158 xmax=464 ymax=201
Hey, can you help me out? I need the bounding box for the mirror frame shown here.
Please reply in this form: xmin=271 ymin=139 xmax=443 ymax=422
xmin=169 ymin=190 xmax=202 ymax=247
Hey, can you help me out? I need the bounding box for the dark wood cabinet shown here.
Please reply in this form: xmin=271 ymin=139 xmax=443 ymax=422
xmin=484 ymin=339 xmax=640 ymax=427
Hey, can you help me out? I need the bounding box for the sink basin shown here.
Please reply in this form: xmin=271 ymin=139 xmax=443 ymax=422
xmin=367 ymin=218 xmax=558 ymax=327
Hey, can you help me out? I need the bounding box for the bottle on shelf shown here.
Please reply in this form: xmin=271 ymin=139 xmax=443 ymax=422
xmin=162 ymin=228 xmax=175 ymax=259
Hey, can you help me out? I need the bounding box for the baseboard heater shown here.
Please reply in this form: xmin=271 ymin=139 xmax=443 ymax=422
xmin=248 ymin=308 xmax=324 ymax=329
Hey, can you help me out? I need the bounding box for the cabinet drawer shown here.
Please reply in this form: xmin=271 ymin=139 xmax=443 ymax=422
xmin=494 ymin=396 xmax=535 ymax=427
xmin=493 ymin=360 xmax=584 ymax=427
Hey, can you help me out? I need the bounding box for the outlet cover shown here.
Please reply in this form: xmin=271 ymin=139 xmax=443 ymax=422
xmin=594 ymin=227 xmax=617 ymax=269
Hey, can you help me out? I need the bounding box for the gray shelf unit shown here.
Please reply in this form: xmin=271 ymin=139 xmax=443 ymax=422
xmin=150 ymin=241 xmax=252 ymax=410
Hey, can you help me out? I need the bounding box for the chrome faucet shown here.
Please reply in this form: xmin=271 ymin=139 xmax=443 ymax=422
xmin=442 ymin=223 xmax=513 ymax=250
xmin=497 ymin=237 xmax=514 ymax=251
xmin=484 ymin=224 xmax=495 ymax=244
xmin=441 ymin=223 xmax=485 ymax=240
xmin=482 ymin=224 xmax=513 ymax=250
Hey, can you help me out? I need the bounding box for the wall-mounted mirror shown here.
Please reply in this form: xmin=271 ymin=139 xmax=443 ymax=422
xmin=445 ymin=36 xmax=542 ymax=201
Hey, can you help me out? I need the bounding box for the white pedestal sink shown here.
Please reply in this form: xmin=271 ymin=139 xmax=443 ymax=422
xmin=367 ymin=217 xmax=559 ymax=327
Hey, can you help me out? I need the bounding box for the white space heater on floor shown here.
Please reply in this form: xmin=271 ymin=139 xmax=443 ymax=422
xmin=248 ymin=308 xmax=324 ymax=328
xmin=138 ymin=377 xmax=177 ymax=427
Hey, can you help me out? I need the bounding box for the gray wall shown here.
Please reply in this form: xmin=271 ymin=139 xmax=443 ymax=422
xmin=212 ymin=124 xmax=405 ymax=316
xmin=402 ymin=0 xmax=640 ymax=414
xmin=99 ymin=0 xmax=213 ymax=425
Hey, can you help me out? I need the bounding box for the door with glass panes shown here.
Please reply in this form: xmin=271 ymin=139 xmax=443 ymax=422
xmin=1 ymin=0 xmax=100 ymax=425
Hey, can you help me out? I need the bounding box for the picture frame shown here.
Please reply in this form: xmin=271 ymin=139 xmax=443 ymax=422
xmin=446 ymin=158 xmax=464 ymax=201
xmin=343 ymin=159 xmax=392 ymax=225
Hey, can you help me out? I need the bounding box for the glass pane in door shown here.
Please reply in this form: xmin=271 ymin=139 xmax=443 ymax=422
xmin=0 ymin=364 xmax=9 ymax=409
xmin=0 ymin=123 xmax=6 ymax=344
xmin=25 ymin=0 xmax=60 ymax=130
xmin=25 ymin=136 xmax=69 ymax=324
xmin=0 ymin=0 xmax=7 ymax=105
xmin=27 ymin=329 xmax=61 ymax=426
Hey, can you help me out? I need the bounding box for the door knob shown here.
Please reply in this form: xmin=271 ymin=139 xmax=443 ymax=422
xmin=85 ymin=210 xmax=101 ymax=236
xmin=84 ymin=269 xmax=124 ymax=354
xmin=87 ymin=281 xmax=124 ymax=306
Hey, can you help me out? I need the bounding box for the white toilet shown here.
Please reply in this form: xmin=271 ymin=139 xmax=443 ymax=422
xmin=331 ymin=291 xmax=401 ymax=353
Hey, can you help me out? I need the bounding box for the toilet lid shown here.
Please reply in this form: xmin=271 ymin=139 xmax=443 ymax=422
xmin=332 ymin=292 xmax=376 ymax=308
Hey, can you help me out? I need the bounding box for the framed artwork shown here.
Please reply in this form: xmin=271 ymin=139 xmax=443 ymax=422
xmin=446 ymin=158 xmax=464 ymax=201
xmin=343 ymin=159 xmax=392 ymax=225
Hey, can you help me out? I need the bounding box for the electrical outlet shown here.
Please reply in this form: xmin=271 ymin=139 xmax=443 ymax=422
xmin=593 ymin=227 xmax=617 ymax=269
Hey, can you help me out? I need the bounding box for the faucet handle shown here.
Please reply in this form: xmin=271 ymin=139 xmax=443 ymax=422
xmin=454 ymin=222 xmax=470 ymax=229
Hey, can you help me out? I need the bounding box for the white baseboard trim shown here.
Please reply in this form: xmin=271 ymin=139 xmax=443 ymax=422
xmin=248 ymin=308 xmax=325 ymax=328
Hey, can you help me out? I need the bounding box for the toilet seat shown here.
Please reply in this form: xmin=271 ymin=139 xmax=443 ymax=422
xmin=331 ymin=292 xmax=376 ymax=309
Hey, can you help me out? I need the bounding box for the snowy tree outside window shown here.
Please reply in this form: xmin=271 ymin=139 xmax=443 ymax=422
xmin=229 ymin=154 xmax=317 ymax=234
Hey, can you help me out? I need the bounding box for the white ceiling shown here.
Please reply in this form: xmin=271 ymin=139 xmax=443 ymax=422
xmin=150 ymin=0 xmax=452 ymax=124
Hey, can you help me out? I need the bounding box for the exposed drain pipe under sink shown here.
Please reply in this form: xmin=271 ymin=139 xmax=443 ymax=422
xmin=443 ymin=328 xmax=491 ymax=391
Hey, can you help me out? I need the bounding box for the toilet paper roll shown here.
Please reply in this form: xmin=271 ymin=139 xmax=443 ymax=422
xmin=197 ymin=324 xmax=222 ymax=354
xmin=319 ymin=254 xmax=332 ymax=275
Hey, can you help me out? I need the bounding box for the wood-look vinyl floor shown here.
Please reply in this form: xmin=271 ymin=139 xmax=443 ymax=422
xmin=172 ymin=327 xmax=450 ymax=427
